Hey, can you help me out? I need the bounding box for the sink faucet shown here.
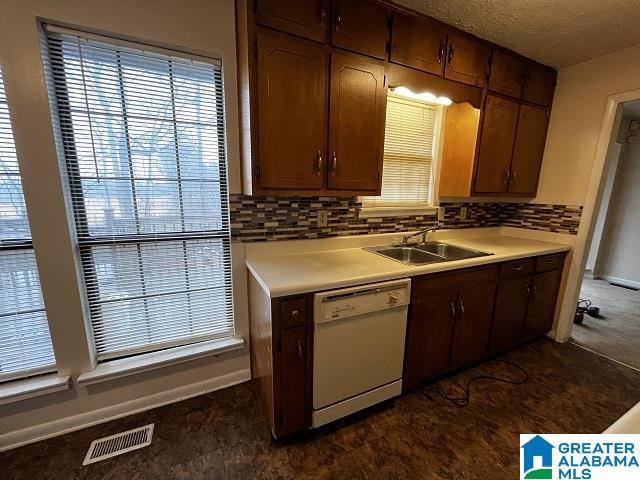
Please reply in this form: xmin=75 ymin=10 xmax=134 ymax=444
xmin=402 ymin=224 xmax=438 ymax=245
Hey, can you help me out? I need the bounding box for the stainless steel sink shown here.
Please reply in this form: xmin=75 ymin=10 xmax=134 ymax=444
xmin=367 ymin=246 xmax=444 ymax=265
xmin=415 ymin=241 xmax=492 ymax=261
xmin=364 ymin=241 xmax=492 ymax=266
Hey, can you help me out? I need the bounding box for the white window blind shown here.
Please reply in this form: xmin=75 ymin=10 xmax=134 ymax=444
xmin=44 ymin=27 xmax=234 ymax=361
xmin=0 ymin=66 xmax=56 ymax=382
xmin=362 ymin=95 xmax=439 ymax=207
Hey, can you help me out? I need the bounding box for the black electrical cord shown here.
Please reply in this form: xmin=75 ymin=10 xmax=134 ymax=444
xmin=422 ymin=358 xmax=529 ymax=408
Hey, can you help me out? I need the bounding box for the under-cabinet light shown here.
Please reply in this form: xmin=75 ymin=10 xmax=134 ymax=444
xmin=390 ymin=86 xmax=453 ymax=106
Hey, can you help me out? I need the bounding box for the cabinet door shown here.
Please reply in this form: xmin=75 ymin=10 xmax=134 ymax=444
xmin=490 ymin=276 xmax=530 ymax=352
xmin=257 ymin=34 xmax=327 ymax=190
xmin=489 ymin=50 xmax=526 ymax=98
xmin=523 ymin=64 xmax=556 ymax=106
xmin=525 ymin=270 xmax=563 ymax=337
xmin=509 ymin=105 xmax=549 ymax=195
xmin=256 ymin=0 xmax=328 ymax=42
xmin=390 ymin=12 xmax=447 ymax=76
xmin=450 ymin=281 xmax=496 ymax=368
xmin=474 ymin=95 xmax=519 ymax=193
xmin=328 ymin=52 xmax=386 ymax=192
xmin=331 ymin=0 xmax=389 ymax=59
xmin=443 ymin=33 xmax=490 ymax=87
xmin=404 ymin=287 xmax=458 ymax=390
xmin=276 ymin=326 xmax=310 ymax=437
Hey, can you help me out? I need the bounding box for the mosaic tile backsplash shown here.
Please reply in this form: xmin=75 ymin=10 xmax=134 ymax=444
xmin=229 ymin=195 xmax=583 ymax=242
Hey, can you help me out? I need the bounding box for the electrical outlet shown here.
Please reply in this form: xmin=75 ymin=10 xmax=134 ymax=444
xmin=460 ymin=206 xmax=468 ymax=220
xmin=318 ymin=210 xmax=328 ymax=227
xmin=437 ymin=207 xmax=445 ymax=221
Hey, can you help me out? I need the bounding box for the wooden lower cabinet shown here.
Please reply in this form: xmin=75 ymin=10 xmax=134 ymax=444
xmin=404 ymin=286 xmax=457 ymax=390
xmin=249 ymin=252 xmax=566 ymax=437
xmin=490 ymin=275 xmax=531 ymax=352
xmin=450 ymin=281 xmax=496 ymax=368
xmin=525 ymin=268 xmax=563 ymax=337
xmin=403 ymin=265 xmax=498 ymax=391
xmin=490 ymin=254 xmax=565 ymax=353
xmin=276 ymin=326 xmax=310 ymax=436
xmin=249 ymin=275 xmax=312 ymax=439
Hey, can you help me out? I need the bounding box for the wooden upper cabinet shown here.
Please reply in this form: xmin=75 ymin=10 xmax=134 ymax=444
xmin=444 ymin=33 xmax=490 ymax=87
xmin=256 ymin=34 xmax=327 ymax=190
xmin=510 ymin=105 xmax=549 ymax=195
xmin=255 ymin=0 xmax=329 ymax=42
xmin=331 ymin=0 xmax=389 ymax=59
xmin=489 ymin=50 xmax=526 ymax=98
xmin=523 ymin=63 xmax=556 ymax=106
xmin=474 ymin=95 xmax=519 ymax=193
xmin=390 ymin=12 xmax=447 ymax=76
xmin=328 ymin=52 xmax=386 ymax=192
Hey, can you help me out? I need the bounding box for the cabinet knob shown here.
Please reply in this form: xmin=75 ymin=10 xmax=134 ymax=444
xmin=335 ymin=13 xmax=342 ymax=32
xmin=297 ymin=339 xmax=303 ymax=360
xmin=331 ymin=151 xmax=337 ymax=177
xmin=290 ymin=309 xmax=299 ymax=317
xmin=512 ymin=265 xmax=523 ymax=271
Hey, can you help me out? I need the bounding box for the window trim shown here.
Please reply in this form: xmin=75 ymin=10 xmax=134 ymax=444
xmin=44 ymin=27 xmax=235 ymax=363
xmin=0 ymin=373 xmax=70 ymax=407
xmin=360 ymin=95 xmax=446 ymax=216
xmin=77 ymin=336 xmax=244 ymax=386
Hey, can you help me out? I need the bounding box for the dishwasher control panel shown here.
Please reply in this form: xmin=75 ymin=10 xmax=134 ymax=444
xmin=314 ymin=279 xmax=411 ymax=323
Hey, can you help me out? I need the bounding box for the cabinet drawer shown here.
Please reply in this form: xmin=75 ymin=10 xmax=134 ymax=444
xmin=499 ymin=258 xmax=534 ymax=280
xmin=413 ymin=265 xmax=498 ymax=294
xmin=536 ymin=254 xmax=565 ymax=273
xmin=280 ymin=298 xmax=307 ymax=328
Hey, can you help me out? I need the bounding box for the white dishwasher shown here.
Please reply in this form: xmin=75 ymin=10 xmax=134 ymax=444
xmin=313 ymin=278 xmax=410 ymax=428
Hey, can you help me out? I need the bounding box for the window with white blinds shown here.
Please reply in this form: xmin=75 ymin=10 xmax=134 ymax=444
xmin=362 ymin=94 xmax=440 ymax=207
xmin=44 ymin=27 xmax=234 ymax=361
xmin=0 ymin=66 xmax=56 ymax=382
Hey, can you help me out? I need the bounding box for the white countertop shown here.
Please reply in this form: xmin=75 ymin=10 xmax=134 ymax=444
xmin=245 ymin=227 xmax=572 ymax=298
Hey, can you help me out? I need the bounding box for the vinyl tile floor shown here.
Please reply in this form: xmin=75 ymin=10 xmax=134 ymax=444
xmin=2 ymin=338 xmax=640 ymax=480
xmin=571 ymin=276 xmax=640 ymax=369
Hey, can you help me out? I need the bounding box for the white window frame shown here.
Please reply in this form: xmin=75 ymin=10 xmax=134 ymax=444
xmin=43 ymin=26 xmax=237 ymax=366
xmin=360 ymin=94 xmax=446 ymax=218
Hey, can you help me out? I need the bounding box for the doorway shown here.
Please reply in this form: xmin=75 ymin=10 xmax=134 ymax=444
xmin=570 ymin=100 xmax=640 ymax=369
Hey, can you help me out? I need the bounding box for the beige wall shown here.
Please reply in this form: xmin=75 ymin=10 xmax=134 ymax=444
xmin=539 ymin=43 xmax=640 ymax=341
xmin=0 ymin=0 xmax=249 ymax=449
xmin=536 ymin=43 xmax=640 ymax=206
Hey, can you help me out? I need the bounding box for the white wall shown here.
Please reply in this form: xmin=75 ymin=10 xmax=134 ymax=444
xmin=586 ymin=142 xmax=621 ymax=272
xmin=536 ymin=44 xmax=640 ymax=206
xmin=539 ymin=42 xmax=640 ymax=341
xmin=597 ymin=128 xmax=640 ymax=287
xmin=0 ymin=0 xmax=250 ymax=450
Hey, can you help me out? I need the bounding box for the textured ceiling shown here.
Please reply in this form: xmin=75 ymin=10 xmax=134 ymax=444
xmin=395 ymin=0 xmax=640 ymax=68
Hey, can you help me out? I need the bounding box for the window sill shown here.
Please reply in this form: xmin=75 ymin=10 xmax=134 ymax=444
xmin=358 ymin=205 xmax=439 ymax=218
xmin=0 ymin=374 xmax=70 ymax=406
xmin=77 ymin=337 xmax=245 ymax=386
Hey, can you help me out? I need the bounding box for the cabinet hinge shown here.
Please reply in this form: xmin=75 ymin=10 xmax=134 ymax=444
xmin=256 ymin=165 xmax=261 ymax=179
xmin=383 ymin=74 xmax=387 ymax=87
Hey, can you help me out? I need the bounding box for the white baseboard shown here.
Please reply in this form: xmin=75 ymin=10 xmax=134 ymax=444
xmin=602 ymin=275 xmax=640 ymax=290
xmin=0 ymin=368 xmax=251 ymax=452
